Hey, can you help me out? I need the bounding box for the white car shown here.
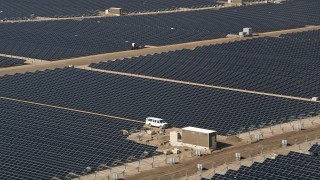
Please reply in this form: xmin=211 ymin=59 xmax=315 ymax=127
xmin=145 ymin=117 xmax=169 ymax=128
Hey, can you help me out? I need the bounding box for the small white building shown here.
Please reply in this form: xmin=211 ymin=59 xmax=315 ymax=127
xmin=106 ymin=7 xmax=123 ymax=16
xmin=170 ymin=127 xmax=217 ymax=150
xmin=228 ymin=0 xmax=243 ymax=4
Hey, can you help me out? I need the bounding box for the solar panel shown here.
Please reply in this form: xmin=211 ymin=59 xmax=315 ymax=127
xmin=309 ymin=143 xmax=320 ymax=156
xmin=209 ymin=152 xmax=320 ymax=179
xmin=1 ymin=68 xmax=319 ymax=135
xmin=0 ymin=0 xmax=222 ymax=19
xmin=0 ymin=56 xmax=25 ymax=67
xmin=90 ymin=34 xmax=320 ymax=98
xmin=0 ymin=98 xmax=157 ymax=179
xmin=0 ymin=0 xmax=319 ymax=60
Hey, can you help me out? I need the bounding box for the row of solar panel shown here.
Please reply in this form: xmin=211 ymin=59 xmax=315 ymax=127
xmin=0 ymin=0 xmax=223 ymax=19
xmin=0 ymin=20 xmax=220 ymax=60
xmin=90 ymin=32 xmax=320 ymax=98
xmin=281 ymin=29 xmax=320 ymax=42
xmin=0 ymin=98 xmax=157 ymax=180
xmin=1 ymin=67 xmax=319 ymax=135
xmin=92 ymin=1 xmax=320 ymax=33
xmin=0 ymin=0 xmax=319 ymax=60
xmin=0 ymin=56 xmax=25 ymax=67
xmin=208 ymin=149 xmax=320 ymax=179
xmin=309 ymin=143 xmax=320 ymax=156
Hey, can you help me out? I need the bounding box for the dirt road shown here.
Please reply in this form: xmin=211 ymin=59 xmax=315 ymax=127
xmin=126 ymin=125 xmax=320 ymax=180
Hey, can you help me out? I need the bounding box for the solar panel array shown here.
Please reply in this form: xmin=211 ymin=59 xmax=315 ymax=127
xmin=309 ymin=143 xmax=320 ymax=156
xmin=0 ymin=20 xmax=218 ymax=60
xmin=0 ymin=56 xmax=25 ymax=67
xmin=90 ymin=34 xmax=320 ymax=98
xmin=281 ymin=29 xmax=320 ymax=42
xmin=1 ymin=68 xmax=319 ymax=135
xmin=209 ymin=152 xmax=320 ymax=179
xmin=102 ymin=0 xmax=221 ymax=13
xmin=101 ymin=0 xmax=320 ymax=33
xmin=0 ymin=0 xmax=102 ymax=19
xmin=0 ymin=0 xmax=222 ymax=20
xmin=0 ymin=98 xmax=156 ymax=180
xmin=0 ymin=0 xmax=319 ymax=60
xmin=1 ymin=1 xmax=319 ymax=179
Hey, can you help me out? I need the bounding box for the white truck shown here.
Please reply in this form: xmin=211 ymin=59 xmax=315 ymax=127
xmin=145 ymin=117 xmax=169 ymax=128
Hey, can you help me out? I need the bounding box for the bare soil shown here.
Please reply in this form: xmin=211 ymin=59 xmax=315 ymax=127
xmin=125 ymin=125 xmax=320 ymax=180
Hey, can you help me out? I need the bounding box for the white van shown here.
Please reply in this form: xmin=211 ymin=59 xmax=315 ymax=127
xmin=145 ymin=117 xmax=169 ymax=128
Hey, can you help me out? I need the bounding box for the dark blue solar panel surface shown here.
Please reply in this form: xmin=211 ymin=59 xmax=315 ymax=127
xmin=309 ymin=143 xmax=320 ymax=155
xmin=90 ymin=35 xmax=320 ymax=98
xmin=0 ymin=0 xmax=319 ymax=60
xmin=100 ymin=0 xmax=320 ymax=33
xmin=0 ymin=98 xmax=156 ymax=180
xmin=0 ymin=0 xmax=222 ymax=19
xmin=209 ymin=152 xmax=320 ymax=179
xmin=281 ymin=29 xmax=320 ymax=42
xmin=1 ymin=68 xmax=319 ymax=135
xmin=0 ymin=20 xmax=219 ymax=60
xmin=0 ymin=56 xmax=25 ymax=67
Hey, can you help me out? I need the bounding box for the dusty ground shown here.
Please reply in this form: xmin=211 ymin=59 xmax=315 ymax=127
xmin=125 ymin=125 xmax=320 ymax=180
xmin=127 ymin=125 xmax=246 ymax=153
xmin=77 ymin=116 xmax=320 ymax=180
xmin=127 ymin=126 xmax=180 ymax=150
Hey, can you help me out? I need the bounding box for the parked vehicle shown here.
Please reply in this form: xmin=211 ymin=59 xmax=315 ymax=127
xmin=145 ymin=117 xmax=169 ymax=128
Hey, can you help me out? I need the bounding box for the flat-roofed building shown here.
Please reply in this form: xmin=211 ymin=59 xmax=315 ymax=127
xmin=181 ymin=127 xmax=217 ymax=149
